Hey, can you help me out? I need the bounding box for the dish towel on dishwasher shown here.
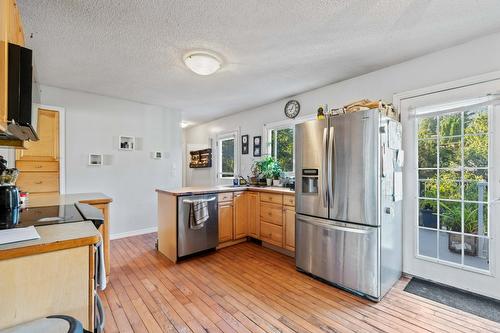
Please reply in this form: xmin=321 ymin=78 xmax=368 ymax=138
xmin=96 ymin=235 xmax=106 ymax=291
xmin=189 ymin=200 xmax=209 ymax=230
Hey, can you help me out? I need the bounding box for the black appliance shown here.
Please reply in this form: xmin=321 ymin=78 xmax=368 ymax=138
xmin=0 ymin=203 xmax=104 ymax=230
xmin=0 ymin=185 xmax=20 ymax=229
xmin=7 ymin=43 xmax=38 ymax=141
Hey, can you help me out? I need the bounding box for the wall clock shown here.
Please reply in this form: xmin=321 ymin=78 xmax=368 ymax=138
xmin=284 ymin=100 xmax=300 ymax=119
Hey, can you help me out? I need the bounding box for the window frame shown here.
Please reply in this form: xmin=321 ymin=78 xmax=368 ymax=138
xmin=263 ymin=114 xmax=314 ymax=177
xmin=216 ymin=131 xmax=238 ymax=181
xmin=268 ymin=125 xmax=295 ymax=176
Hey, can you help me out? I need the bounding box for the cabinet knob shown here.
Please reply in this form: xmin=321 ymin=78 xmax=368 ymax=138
xmin=35 ymin=181 xmax=43 ymax=184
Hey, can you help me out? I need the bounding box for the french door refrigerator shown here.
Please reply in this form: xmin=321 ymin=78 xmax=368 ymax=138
xmin=295 ymin=108 xmax=403 ymax=301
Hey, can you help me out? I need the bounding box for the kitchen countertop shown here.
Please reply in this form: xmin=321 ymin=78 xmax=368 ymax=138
xmin=156 ymin=185 xmax=295 ymax=196
xmin=27 ymin=192 xmax=113 ymax=208
xmin=0 ymin=221 xmax=100 ymax=260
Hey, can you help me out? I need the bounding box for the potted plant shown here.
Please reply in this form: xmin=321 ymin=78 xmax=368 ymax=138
xmin=441 ymin=202 xmax=482 ymax=256
xmin=271 ymin=161 xmax=282 ymax=187
xmin=255 ymin=156 xmax=282 ymax=186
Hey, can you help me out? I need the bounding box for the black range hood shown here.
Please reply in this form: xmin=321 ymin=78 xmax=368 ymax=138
xmin=6 ymin=43 xmax=38 ymax=141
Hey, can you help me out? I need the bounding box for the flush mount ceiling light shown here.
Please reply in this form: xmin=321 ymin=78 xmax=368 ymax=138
xmin=183 ymin=51 xmax=221 ymax=76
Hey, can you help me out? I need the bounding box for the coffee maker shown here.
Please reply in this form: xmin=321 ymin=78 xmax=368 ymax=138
xmin=0 ymin=156 xmax=20 ymax=229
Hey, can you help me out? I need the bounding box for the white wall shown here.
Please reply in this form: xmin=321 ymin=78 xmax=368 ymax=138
xmin=184 ymin=31 xmax=500 ymax=186
xmin=39 ymin=86 xmax=182 ymax=237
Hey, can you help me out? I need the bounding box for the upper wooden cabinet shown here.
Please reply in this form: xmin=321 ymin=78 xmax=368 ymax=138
xmin=0 ymin=0 xmax=24 ymax=132
xmin=17 ymin=109 xmax=60 ymax=161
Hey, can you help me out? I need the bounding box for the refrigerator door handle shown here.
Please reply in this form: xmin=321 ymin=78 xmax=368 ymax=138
xmin=297 ymin=215 xmax=372 ymax=234
xmin=328 ymin=126 xmax=334 ymax=208
xmin=322 ymin=127 xmax=328 ymax=207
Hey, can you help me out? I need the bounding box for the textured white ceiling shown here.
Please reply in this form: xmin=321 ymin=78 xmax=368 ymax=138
xmin=17 ymin=0 xmax=500 ymax=124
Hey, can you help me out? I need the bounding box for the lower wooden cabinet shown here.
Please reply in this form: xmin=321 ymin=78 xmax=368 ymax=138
xmin=283 ymin=205 xmax=295 ymax=251
xmin=260 ymin=221 xmax=283 ymax=247
xmin=233 ymin=192 xmax=248 ymax=239
xmin=218 ymin=201 xmax=234 ymax=242
xmin=248 ymin=192 xmax=260 ymax=238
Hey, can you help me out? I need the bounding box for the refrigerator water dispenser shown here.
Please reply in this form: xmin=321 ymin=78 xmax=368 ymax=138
xmin=301 ymin=169 xmax=319 ymax=194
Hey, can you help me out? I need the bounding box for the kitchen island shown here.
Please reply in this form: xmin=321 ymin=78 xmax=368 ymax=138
xmin=0 ymin=221 xmax=100 ymax=331
xmin=27 ymin=192 xmax=113 ymax=274
xmin=156 ymin=186 xmax=295 ymax=263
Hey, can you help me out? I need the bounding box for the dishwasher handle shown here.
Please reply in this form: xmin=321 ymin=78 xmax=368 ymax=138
xmin=183 ymin=197 xmax=217 ymax=204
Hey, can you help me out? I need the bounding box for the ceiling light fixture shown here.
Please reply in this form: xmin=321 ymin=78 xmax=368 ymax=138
xmin=183 ymin=51 xmax=221 ymax=76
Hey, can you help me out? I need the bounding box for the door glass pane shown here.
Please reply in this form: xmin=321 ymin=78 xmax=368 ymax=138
xmin=419 ymin=199 xmax=437 ymax=229
xmin=439 ymin=137 xmax=461 ymax=168
xmin=464 ymin=107 xmax=488 ymax=134
xmin=418 ymin=116 xmax=437 ymax=139
xmin=463 ymin=236 xmax=489 ymax=270
xmin=416 ymin=107 xmax=490 ymax=271
xmin=419 ymin=169 xmax=437 ymax=198
xmin=464 ymin=134 xmax=488 ymax=168
xmin=419 ymin=228 xmax=437 ymax=258
xmin=439 ymin=112 xmax=462 ymax=137
xmin=464 ymin=202 xmax=488 ymax=236
xmin=439 ymin=231 xmax=462 ymax=264
xmin=439 ymin=170 xmax=461 ymax=200
xmin=418 ymin=139 xmax=437 ymax=168
xmin=464 ymin=169 xmax=488 ymax=202
xmin=439 ymin=201 xmax=461 ymax=232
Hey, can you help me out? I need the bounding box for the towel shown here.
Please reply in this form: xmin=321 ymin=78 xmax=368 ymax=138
xmin=189 ymin=200 xmax=209 ymax=230
xmin=96 ymin=235 xmax=106 ymax=291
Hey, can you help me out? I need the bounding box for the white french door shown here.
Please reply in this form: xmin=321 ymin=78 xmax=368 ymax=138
xmin=399 ymin=77 xmax=500 ymax=299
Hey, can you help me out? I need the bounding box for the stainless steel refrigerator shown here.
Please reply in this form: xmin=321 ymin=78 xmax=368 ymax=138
xmin=295 ymin=108 xmax=403 ymax=301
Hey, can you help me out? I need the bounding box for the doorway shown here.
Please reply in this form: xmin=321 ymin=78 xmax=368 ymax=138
xmin=398 ymin=75 xmax=500 ymax=299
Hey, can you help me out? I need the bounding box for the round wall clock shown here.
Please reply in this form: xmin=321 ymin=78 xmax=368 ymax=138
xmin=284 ymin=100 xmax=300 ymax=119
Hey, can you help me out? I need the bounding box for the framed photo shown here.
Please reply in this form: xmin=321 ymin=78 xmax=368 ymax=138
xmin=253 ymin=136 xmax=261 ymax=157
xmin=119 ymin=135 xmax=135 ymax=151
xmin=241 ymin=135 xmax=249 ymax=155
xmin=88 ymin=154 xmax=103 ymax=166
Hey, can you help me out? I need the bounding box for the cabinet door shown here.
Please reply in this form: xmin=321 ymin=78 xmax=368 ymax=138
xmin=284 ymin=206 xmax=295 ymax=251
xmin=248 ymin=193 xmax=260 ymax=239
xmin=233 ymin=192 xmax=248 ymax=239
xmin=218 ymin=203 xmax=233 ymax=243
xmin=17 ymin=109 xmax=59 ymax=161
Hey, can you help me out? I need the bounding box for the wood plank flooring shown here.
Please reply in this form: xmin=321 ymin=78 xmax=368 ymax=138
xmin=100 ymin=233 xmax=500 ymax=333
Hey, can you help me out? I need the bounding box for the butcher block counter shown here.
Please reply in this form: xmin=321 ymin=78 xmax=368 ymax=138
xmin=0 ymin=221 xmax=100 ymax=331
xmin=157 ymin=186 xmax=296 ymax=263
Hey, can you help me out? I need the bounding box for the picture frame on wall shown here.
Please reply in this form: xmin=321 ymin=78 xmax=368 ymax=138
xmin=241 ymin=135 xmax=249 ymax=155
xmin=253 ymin=136 xmax=261 ymax=157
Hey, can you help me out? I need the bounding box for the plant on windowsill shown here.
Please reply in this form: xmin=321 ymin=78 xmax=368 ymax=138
xmin=255 ymin=156 xmax=282 ymax=186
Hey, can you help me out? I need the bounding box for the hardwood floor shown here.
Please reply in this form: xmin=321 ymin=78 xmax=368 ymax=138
xmin=101 ymin=233 xmax=500 ymax=333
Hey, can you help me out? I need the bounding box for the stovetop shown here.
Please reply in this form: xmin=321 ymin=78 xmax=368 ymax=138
xmin=0 ymin=204 xmax=92 ymax=230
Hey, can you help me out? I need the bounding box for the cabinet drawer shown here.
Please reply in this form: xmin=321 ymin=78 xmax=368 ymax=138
xmin=16 ymin=161 xmax=59 ymax=172
xmin=260 ymin=193 xmax=283 ymax=205
xmin=283 ymin=195 xmax=295 ymax=207
xmin=16 ymin=172 xmax=59 ymax=193
xmin=260 ymin=202 xmax=283 ymax=226
xmin=260 ymin=221 xmax=283 ymax=247
xmin=218 ymin=192 xmax=233 ymax=203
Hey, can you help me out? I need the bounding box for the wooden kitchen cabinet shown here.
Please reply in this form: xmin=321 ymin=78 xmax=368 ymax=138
xmin=247 ymin=192 xmax=260 ymax=239
xmin=233 ymin=191 xmax=248 ymax=239
xmin=218 ymin=201 xmax=234 ymax=243
xmin=260 ymin=221 xmax=283 ymax=247
xmin=283 ymin=205 xmax=295 ymax=251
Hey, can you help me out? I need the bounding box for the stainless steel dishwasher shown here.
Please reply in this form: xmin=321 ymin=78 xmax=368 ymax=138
xmin=177 ymin=194 xmax=218 ymax=258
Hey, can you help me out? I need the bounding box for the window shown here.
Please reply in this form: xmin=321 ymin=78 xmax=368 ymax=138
xmin=217 ymin=134 xmax=237 ymax=179
xmin=268 ymin=126 xmax=294 ymax=174
xmin=417 ymin=105 xmax=490 ymax=271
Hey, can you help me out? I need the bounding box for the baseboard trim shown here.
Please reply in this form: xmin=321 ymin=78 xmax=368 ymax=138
xmin=110 ymin=227 xmax=158 ymax=240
